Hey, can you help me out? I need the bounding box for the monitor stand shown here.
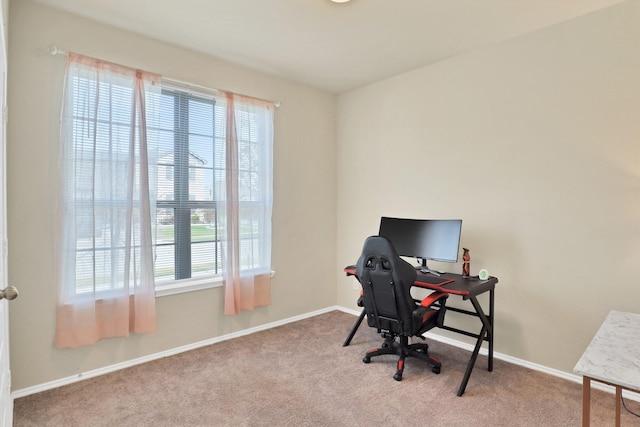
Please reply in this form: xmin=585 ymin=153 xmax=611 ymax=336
xmin=418 ymin=259 xmax=441 ymax=276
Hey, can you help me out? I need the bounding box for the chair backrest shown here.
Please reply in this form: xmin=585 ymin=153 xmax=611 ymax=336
xmin=356 ymin=236 xmax=417 ymax=336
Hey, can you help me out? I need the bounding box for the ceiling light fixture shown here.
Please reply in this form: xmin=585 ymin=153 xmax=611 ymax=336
xmin=331 ymin=0 xmax=351 ymax=3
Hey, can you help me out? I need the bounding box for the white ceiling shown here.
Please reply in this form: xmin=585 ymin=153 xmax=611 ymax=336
xmin=31 ymin=0 xmax=625 ymax=94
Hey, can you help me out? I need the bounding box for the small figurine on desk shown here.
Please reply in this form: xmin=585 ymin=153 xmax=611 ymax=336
xmin=462 ymin=248 xmax=470 ymax=277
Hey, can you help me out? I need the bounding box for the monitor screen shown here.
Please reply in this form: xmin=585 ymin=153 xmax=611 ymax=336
xmin=378 ymin=217 xmax=462 ymax=263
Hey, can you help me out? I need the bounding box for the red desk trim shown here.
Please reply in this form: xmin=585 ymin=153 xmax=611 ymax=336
xmin=344 ymin=266 xmax=470 ymax=296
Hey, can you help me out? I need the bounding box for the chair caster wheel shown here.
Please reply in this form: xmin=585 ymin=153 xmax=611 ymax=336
xmin=432 ymin=366 xmax=441 ymax=374
xmin=363 ymin=356 xmax=370 ymax=364
xmin=393 ymin=372 xmax=403 ymax=381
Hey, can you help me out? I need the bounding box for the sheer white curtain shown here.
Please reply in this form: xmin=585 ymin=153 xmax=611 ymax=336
xmin=221 ymin=92 xmax=274 ymax=315
xmin=55 ymin=53 xmax=161 ymax=348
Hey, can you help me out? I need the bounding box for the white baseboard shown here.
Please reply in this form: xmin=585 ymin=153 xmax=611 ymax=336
xmin=13 ymin=306 xmax=640 ymax=403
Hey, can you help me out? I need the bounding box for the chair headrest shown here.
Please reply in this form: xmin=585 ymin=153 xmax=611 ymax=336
xmin=356 ymin=236 xmax=416 ymax=281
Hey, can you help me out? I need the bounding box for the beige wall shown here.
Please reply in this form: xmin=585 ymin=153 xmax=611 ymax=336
xmin=7 ymin=0 xmax=336 ymax=390
xmin=8 ymin=0 xmax=640 ymax=393
xmin=337 ymin=0 xmax=640 ymax=374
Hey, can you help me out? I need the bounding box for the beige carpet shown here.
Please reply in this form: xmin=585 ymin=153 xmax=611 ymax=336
xmin=13 ymin=310 xmax=640 ymax=426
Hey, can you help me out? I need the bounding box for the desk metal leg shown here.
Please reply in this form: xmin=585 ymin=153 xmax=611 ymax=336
xmin=457 ymin=323 xmax=486 ymax=396
xmin=488 ymin=288 xmax=494 ymax=372
xmin=457 ymin=293 xmax=494 ymax=396
xmin=615 ymin=386 xmax=621 ymax=427
xmin=343 ymin=308 xmax=366 ymax=347
xmin=582 ymin=376 xmax=591 ymax=427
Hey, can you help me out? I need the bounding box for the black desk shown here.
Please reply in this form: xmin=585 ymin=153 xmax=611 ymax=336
xmin=343 ymin=266 xmax=498 ymax=396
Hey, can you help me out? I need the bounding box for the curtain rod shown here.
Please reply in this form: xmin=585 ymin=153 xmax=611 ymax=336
xmin=163 ymin=77 xmax=280 ymax=108
xmin=48 ymin=44 xmax=281 ymax=108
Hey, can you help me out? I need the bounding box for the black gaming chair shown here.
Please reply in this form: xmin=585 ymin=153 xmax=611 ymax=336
xmin=356 ymin=236 xmax=448 ymax=381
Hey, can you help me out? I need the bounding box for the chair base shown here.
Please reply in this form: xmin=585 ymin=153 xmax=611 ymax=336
xmin=363 ymin=334 xmax=441 ymax=381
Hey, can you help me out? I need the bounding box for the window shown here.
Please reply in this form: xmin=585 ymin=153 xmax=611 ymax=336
xmin=155 ymin=87 xmax=221 ymax=281
xmin=154 ymin=82 xmax=274 ymax=288
xmin=62 ymin=74 xmax=273 ymax=295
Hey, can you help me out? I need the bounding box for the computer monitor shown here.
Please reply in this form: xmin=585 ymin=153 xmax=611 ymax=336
xmin=378 ymin=217 xmax=462 ymax=274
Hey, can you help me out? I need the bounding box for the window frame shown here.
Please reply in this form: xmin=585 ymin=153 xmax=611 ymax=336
xmin=154 ymin=81 xmax=275 ymax=296
xmin=155 ymin=85 xmax=222 ymax=288
xmin=63 ymin=72 xmax=275 ymax=299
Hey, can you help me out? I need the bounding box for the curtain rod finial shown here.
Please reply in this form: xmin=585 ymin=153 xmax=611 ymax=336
xmin=48 ymin=44 xmax=67 ymax=56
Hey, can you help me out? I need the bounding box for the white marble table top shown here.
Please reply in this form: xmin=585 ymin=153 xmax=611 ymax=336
xmin=574 ymin=310 xmax=640 ymax=391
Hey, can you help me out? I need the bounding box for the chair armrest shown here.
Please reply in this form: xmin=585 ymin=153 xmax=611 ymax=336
xmin=420 ymin=291 xmax=448 ymax=308
xmin=414 ymin=292 xmax=449 ymax=331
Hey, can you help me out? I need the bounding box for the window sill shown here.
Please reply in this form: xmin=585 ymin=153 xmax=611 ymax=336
xmin=155 ymin=270 xmax=276 ymax=298
xmin=155 ymin=276 xmax=223 ymax=297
